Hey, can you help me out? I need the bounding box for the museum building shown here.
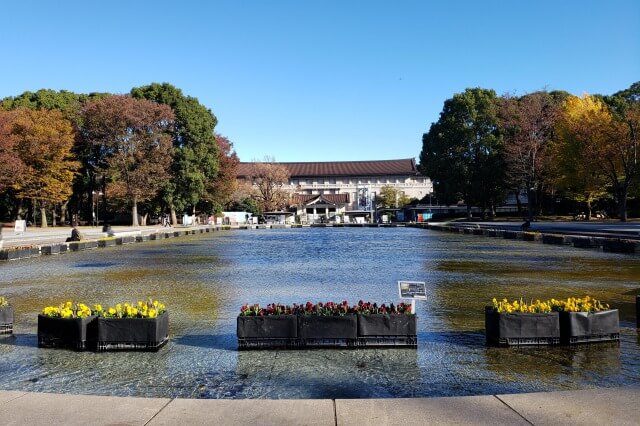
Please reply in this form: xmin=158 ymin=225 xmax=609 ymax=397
xmin=237 ymin=158 xmax=432 ymax=223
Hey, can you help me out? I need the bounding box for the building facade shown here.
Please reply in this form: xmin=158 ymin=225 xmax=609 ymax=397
xmin=237 ymin=158 xmax=432 ymax=223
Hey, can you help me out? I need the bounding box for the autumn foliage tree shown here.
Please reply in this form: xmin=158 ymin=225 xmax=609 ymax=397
xmin=131 ymin=83 xmax=219 ymax=224
xmin=555 ymin=94 xmax=636 ymax=221
xmin=80 ymin=95 xmax=174 ymax=226
xmin=0 ymin=110 xmax=25 ymax=194
xmin=201 ymin=134 xmax=239 ymax=213
xmin=247 ymin=157 xmax=291 ymax=212
xmin=9 ymin=108 xmax=79 ymax=227
xmin=498 ymin=91 xmax=566 ymax=219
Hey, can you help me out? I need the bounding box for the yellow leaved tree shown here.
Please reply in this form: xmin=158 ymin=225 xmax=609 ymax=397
xmin=10 ymin=108 xmax=79 ymax=227
xmin=554 ymin=94 xmax=632 ymax=220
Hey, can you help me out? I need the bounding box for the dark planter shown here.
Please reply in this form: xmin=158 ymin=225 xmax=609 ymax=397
xmin=38 ymin=315 xmax=95 ymax=350
xmin=503 ymin=231 xmax=518 ymax=239
xmin=0 ymin=247 xmax=38 ymax=260
xmin=42 ymin=244 xmax=64 ymax=255
xmin=136 ymin=235 xmax=150 ymax=242
xmin=298 ymin=314 xmax=357 ymax=347
xmin=98 ymin=238 xmax=116 ymax=248
xmin=522 ymin=232 xmax=540 ymax=241
xmin=601 ymin=239 xmax=636 ymax=254
xmin=485 ymin=308 xmax=560 ymax=346
xmin=94 ymin=312 xmax=169 ymax=351
xmin=237 ymin=315 xmax=298 ymax=349
xmin=357 ymin=314 xmax=417 ymax=347
xmin=573 ymin=237 xmax=597 ymax=249
xmin=559 ymin=310 xmax=619 ymax=344
xmin=542 ymin=234 xmax=569 ymax=245
xmin=0 ymin=306 xmax=13 ymax=335
xmin=636 ymin=295 xmax=639 ymax=328
xmin=472 ymin=229 xmax=484 ymax=235
xmin=69 ymin=241 xmax=89 ymax=251
xmin=115 ymin=236 xmax=135 ymax=245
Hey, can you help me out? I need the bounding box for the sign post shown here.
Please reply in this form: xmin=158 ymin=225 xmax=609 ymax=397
xmin=398 ymin=281 xmax=426 ymax=314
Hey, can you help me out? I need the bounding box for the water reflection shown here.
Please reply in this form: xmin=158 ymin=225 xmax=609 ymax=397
xmin=0 ymin=228 xmax=638 ymax=398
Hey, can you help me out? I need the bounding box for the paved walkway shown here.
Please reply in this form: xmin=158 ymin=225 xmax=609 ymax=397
xmin=0 ymin=386 xmax=638 ymax=425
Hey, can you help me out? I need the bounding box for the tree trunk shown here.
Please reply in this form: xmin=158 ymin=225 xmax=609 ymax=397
xmin=132 ymin=196 xmax=139 ymax=226
xmin=527 ymin=188 xmax=534 ymax=222
xmin=515 ymin=191 xmax=522 ymax=215
xmin=170 ymin=205 xmax=178 ymax=226
xmin=585 ymin=199 xmax=592 ymax=221
xmin=40 ymin=204 xmax=48 ymax=228
xmin=52 ymin=205 xmax=57 ymax=227
xmin=466 ymin=204 xmax=472 ymax=220
xmin=61 ymin=200 xmax=69 ymax=225
xmin=618 ymin=185 xmax=628 ymax=222
xmin=16 ymin=199 xmax=24 ymax=220
xmin=141 ymin=213 xmax=148 ymax=226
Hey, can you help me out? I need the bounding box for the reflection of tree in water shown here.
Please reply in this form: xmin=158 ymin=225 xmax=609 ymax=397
xmin=236 ymin=348 xmax=421 ymax=398
xmin=483 ymin=343 xmax=621 ymax=385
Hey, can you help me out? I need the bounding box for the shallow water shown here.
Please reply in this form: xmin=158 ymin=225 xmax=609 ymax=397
xmin=0 ymin=227 xmax=639 ymax=398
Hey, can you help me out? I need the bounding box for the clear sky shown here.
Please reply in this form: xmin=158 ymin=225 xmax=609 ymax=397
xmin=1 ymin=1 xmax=638 ymax=163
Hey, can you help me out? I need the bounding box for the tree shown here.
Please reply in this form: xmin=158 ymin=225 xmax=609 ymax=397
xmin=79 ymin=95 xmax=174 ymax=226
xmin=419 ymin=88 xmax=506 ymax=218
xmin=9 ymin=108 xmax=79 ymax=227
xmin=377 ymin=185 xmax=411 ymax=209
xmin=555 ymin=94 xmax=636 ymax=221
xmin=131 ymin=83 xmax=219 ymax=224
xmin=498 ymin=91 xmax=566 ymax=220
xmin=200 ymin=134 xmax=239 ymax=214
xmin=0 ymin=110 xmax=25 ymax=194
xmin=246 ymin=157 xmax=291 ymax=212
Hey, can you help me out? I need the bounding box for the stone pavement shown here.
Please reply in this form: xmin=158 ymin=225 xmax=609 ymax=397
xmin=0 ymin=386 xmax=637 ymax=425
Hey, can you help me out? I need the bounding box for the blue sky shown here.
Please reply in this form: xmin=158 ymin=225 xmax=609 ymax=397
xmin=1 ymin=1 xmax=638 ymax=163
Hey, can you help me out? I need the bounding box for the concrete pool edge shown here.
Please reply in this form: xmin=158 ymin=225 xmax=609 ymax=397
xmin=0 ymin=386 xmax=638 ymax=425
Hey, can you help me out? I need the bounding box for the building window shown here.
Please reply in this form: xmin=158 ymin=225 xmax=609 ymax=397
xmin=329 ymin=178 xmax=336 ymax=184
xmin=306 ymin=179 xmax=313 ymax=184
xmin=318 ymin=178 xmax=324 ymax=184
xmin=306 ymin=208 xmax=314 ymax=214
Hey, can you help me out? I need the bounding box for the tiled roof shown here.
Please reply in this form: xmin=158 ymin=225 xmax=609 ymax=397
xmin=237 ymin=158 xmax=418 ymax=178
xmin=291 ymin=194 xmax=350 ymax=205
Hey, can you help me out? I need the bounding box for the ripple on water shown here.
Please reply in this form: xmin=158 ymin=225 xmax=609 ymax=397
xmin=0 ymin=227 xmax=639 ymax=398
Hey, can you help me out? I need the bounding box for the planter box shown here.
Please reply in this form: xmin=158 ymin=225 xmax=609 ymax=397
xmin=559 ymin=310 xmax=619 ymax=344
xmin=472 ymin=228 xmax=484 ymax=235
xmin=38 ymin=315 xmax=95 ymax=350
xmin=237 ymin=315 xmax=298 ymax=349
xmin=503 ymin=231 xmax=518 ymax=239
xmin=572 ymin=237 xmax=597 ymax=249
xmin=0 ymin=247 xmax=39 ymax=260
xmin=485 ymin=308 xmax=560 ymax=346
xmin=298 ymin=315 xmax=357 ymax=347
xmin=602 ymin=239 xmax=636 ymax=254
xmin=542 ymin=234 xmax=569 ymax=245
xmin=136 ymin=235 xmax=150 ymax=242
xmin=42 ymin=244 xmax=67 ymax=255
xmin=94 ymin=312 xmax=169 ymax=351
xmin=98 ymin=238 xmax=116 ymax=248
xmin=357 ymin=314 xmax=417 ymax=347
xmin=522 ymin=232 xmax=541 ymax=241
xmin=115 ymin=236 xmax=135 ymax=245
xmin=69 ymin=241 xmax=85 ymax=251
xmin=0 ymin=306 xmax=13 ymax=335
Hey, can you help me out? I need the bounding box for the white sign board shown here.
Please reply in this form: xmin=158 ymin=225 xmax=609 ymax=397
xmin=398 ymin=281 xmax=427 ymax=300
xmin=14 ymin=220 xmax=26 ymax=234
